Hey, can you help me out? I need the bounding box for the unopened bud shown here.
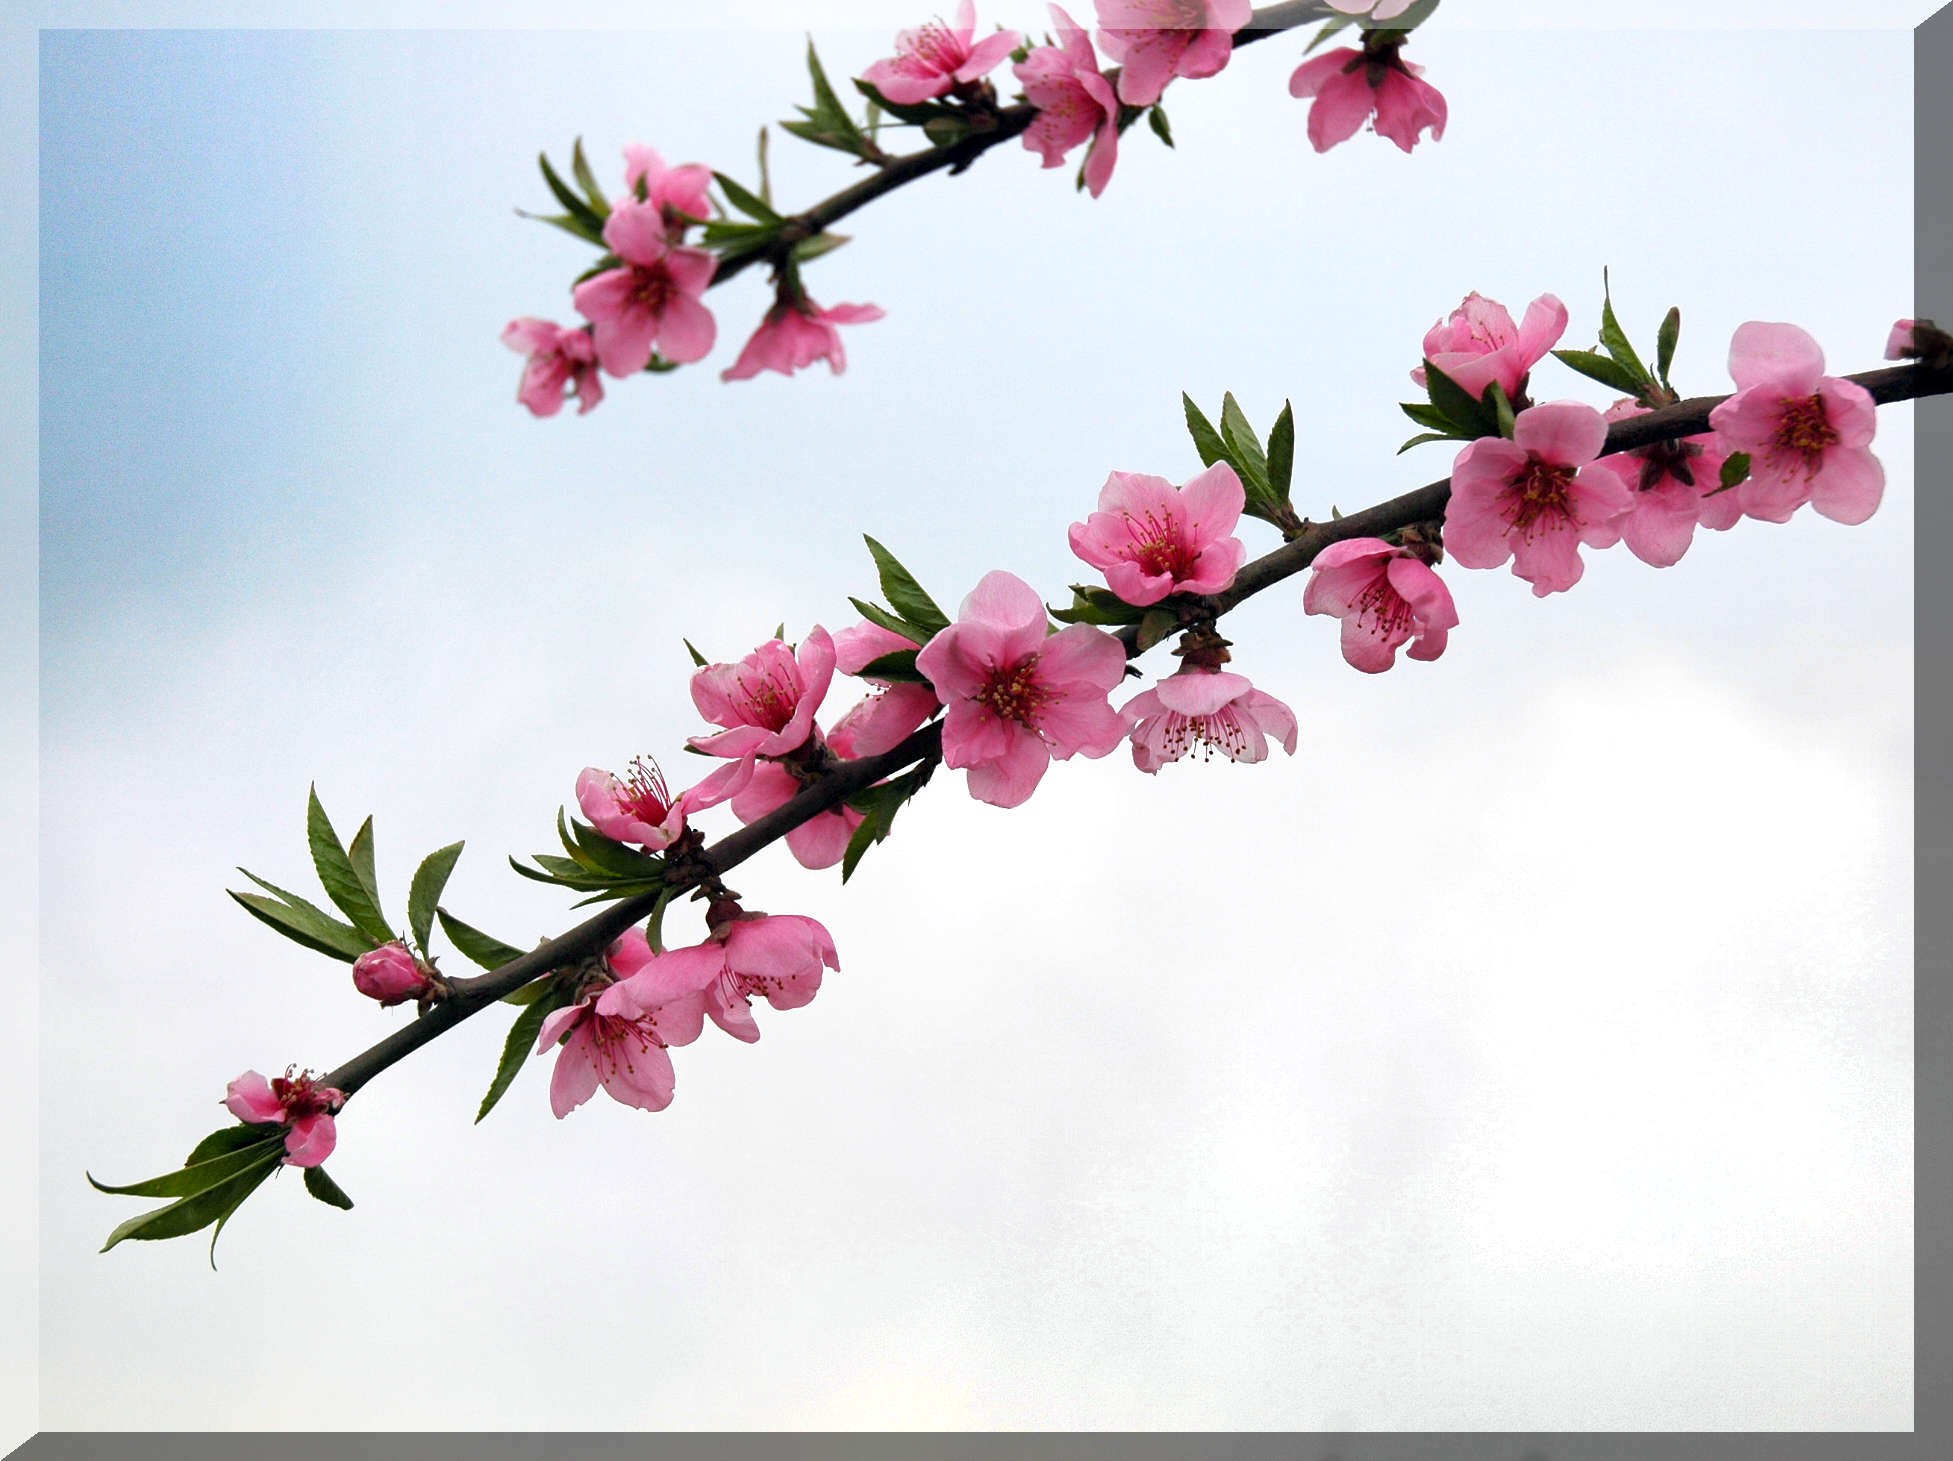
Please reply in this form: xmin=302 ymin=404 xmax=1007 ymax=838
xmin=352 ymin=941 xmax=430 ymax=1007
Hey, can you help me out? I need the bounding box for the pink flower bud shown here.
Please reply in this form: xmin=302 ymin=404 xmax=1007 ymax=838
xmin=352 ymin=940 xmax=430 ymax=1007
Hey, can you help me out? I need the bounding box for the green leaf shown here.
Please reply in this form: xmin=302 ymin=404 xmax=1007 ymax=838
xmin=1304 ymin=14 xmax=1356 ymax=52
xmin=539 ymin=151 xmax=605 ymax=235
xmin=558 ymin=810 xmax=665 ymax=880
xmin=1147 ymin=104 xmax=1174 ymax=148
xmin=308 ymin=787 xmax=393 ymax=947
xmin=500 ymin=979 xmax=555 ymax=1007
xmin=184 ymin=1123 xmax=285 ymax=1167
xmin=1421 ymin=358 xmax=1501 ymax=439
xmin=228 ymin=883 xmax=370 ymax=963
xmin=88 ymin=1132 xmax=286 ymax=1199
xmin=1485 ymin=380 xmax=1517 ymax=440
xmin=477 ymin=988 xmax=574 ymax=1123
xmin=839 ymin=760 xmax=935 ymax=883
xmin=922 ymin=114 xmax=972 ymax=148
xmin=1218 ymin=393 xmax=1270 ymax=497
xmin=713 ymin=170 xmax=781 ymax=223
xmin=515 ymin=208 xmax=607 ymax=246
xmin=1551 ymin=348 xmax=1645 ymax=398
xmin=1135 ymin=608 xmax=1178 ymax=653
xmin=840 ymin=814 xmax=883 ymax=884
xmin=302 ymin=1165 xmax=354 ymax=1210
xmin=345 ymin=816 xmax=386 ymax=933
xmin=435 ymin=907 xmax=527 ymax=971
xmin=98 ymin=1153 xmax=281 ymax=1256
xmin=1597 ymin=268 xmax=1651 ymax=382
xmin=1398 ymin=400 xmax=1458 ymax=434
xmin=1656 ymin=306 xmax=1681 ymax=387
xmin=569 ymin=136 xmax=609 ymax=217
xmin=1182 ymin=393 xmax=1229 ymax=469
xmin=407 ymin=841 xmax=465 ymax=958
xmin=802 ymin=39 xmax=865 ymax=152
xmin=1396 ymin=431 xmax=1458 ymax=454
xmin=863 ymin=536 xmax=950 ymax=639
xmin=847 ymin=596 xmax=926 ymax=647
xmin=1718 ymin=452 xmax=1752 ymax=491
xmin=791 ymin=231 xmax=851 ymax=263
xmin=857 ymin=649 xmax=926 ymax=683
xmin=1266 ymin=399 xmax=1295 ymax=502
xmin=1049 ymin=585 xmax=1149 ymax=626
xmin=683 ymin=638 xmax=710 ymax=667
xmin=851 ymin=77 xmax=945 ymax=127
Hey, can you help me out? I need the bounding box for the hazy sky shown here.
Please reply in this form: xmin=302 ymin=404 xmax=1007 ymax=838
xmin=17 ymin=0 xmax=1931 ymax=1438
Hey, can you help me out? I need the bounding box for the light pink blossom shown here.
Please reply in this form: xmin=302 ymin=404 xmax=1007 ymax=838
xmin=861 ymin=2 xmax=1024 ymax=104
xmin=1707 ymin=322 xmax=1883 ymax=526
xmin=620 ymin=144 xmax=713 ymax=239
xmin=1095 ymin=0 xmax=1252 ymax=108
xmin=1120 ymin=668 xmax=1298 ymax=772
xmin=721 ymin=297 xmax=886 ymax=382
xmin=727 ymin=759 xmax=865 ymax=870
xmin=1591 ymin=398 xmax=1731 ymax=565
xmin=1885 ymin=318 xmax=1918 ymax=360
xmin=351 ymin=941 xmax=430 ymax=1007
xmin=829 ymin=621 xmax=943 ymax=758
xmin=1288 ymin=42 xmax=1446 ymax=154
xmin=538 ymin=930 xmax=707 ymax=1119
xmin=571 ymin=198 xmax=717 ymax=376
xmin=223 ymin=1068 xmax=346 ymax=1168
xmin=501 ymin=318 xmax=604 ymax=418
xmin=1067 ymin=463 xmax=1246 ymax=606
xmin=687 ymin=628 xmax=837 ymax=762
xmin=609 ymin=912 xmax=840 ymax=1045
xmin=1302 ymin=537 xmax=1457 ymax=671
xmin=914 ymin=570 xmax=1129 ymax=808
xmin=575 ymin=757 xmax=688 ymax=850
xmin=1410 ymin=292 xmax=1568 ymax=402
xmin=1444 ymin=401 xmax=1635 ymax=597
xmin=1015 ymin=6 xmax=1122 ymax=198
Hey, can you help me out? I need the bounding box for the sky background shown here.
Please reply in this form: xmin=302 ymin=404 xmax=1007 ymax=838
xmin=13 ymin=0 xmax=1932 ymax=1438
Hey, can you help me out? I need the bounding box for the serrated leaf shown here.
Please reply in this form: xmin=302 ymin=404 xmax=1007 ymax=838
xmin=1182 ymin=393 xmax=1228 ymax=469
xmin=1718 ymin=452 xmax=1752 ymax=491
xmin=435 ymin=908 xmax=527 ymax=971
xmin=1421 ymin=358 xmax=1501 ymax=438
xmin=539 ymin=151 xmax=605 ymax=235
xmin=477 ymin=988 xmax=574 ymax=1123
xmin=88 ymin=1132 xmax=286 ymax=1199
xmin=1597 ymin=269 xmax=1651 ymax=383
xmin=802 ymin=39 xmax=865 ymax=151
xmin=345 ymin=816 xmax=385 ymax=933
xmin=1218 ymin=393 xmax=1270 ymax=497
xmin=308 ymin=787 xmax=393 ymax=947
xmin=1147 ymin=104 xmax=1174 ymax=147
xmin=1396 ymin=431 xmax=1458 ymax=454
xmin=714 ymin=170 xmax=781 ymax=223
xmin=229 ymin=874 xmax=371 ymax=962
xmin=1551 ymin=348 xmax=1645 ymax=398
xmin=864 ymin=536 xmax=950 ymax=639
xmin=1656 ymin=306 xmax=1681 ymax=386
xmin=407 ymin=841 xmax=465 ymax=958
xmin=1135 ymin=609 xmax=1178 ymax=653
xmin=569 ymin=136 xmax=609 ymax=217
xmin=98 ymin=1153 xmax=281 ymax=1255
xmin=302 ymin=1165 xmax=354 ymax=1210
xmin=1266 ymin=399 xmax=1295 ymax=502
xmin=847 ymin=596 xmax=927 ymax=648
xmin=840 ymin=812 xmax=883 ymax=884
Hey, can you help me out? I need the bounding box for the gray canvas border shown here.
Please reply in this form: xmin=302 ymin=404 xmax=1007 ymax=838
xmin=19 ymin=7 xmax=1947 ymax=1458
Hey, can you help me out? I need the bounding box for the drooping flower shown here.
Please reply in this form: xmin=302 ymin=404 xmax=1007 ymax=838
xmin=620 ymin=144 xmax=713 ymax=240
xmin=1591 ymin=398 xmax=1730 ymax=566
xmin=571 ymin=198 xmax=717 ymax=376
xmin=538 ymin=929 xmax=707 ymax=1119
xmin=351 ymin=941 xmax=431 ymax=1008
xmin=501 ymin=318 xmax=604 ymax=418
xmin=1288 ymin=40 xmax=1446 ymax=154
xmin=575 ymin=757 xmax=688 ymax=850
xmin=829 ymin=621 xmax=943 ymax=758
xmin=1444 ymin=401 xmax=1635 ymax=596
xmin=1067 ymin=463 xmax=1246 ymax=606
xmin=608 ymin=912 xmax=839 ymax=1045
xmin=1410 ymin=292 xmax=1568 ymax=402
xmin=1302 ymin=536 xmax=1458 ymax=671
xmin=914 ymin=570 xmax=1129 ymax=808
xmin=861 ymin=2 xmax=1024 ymax=104
xmin=1015 ymin=6 xmax=1122 ymax=198
xmin=721 ymin=297 xmax=886 ymax=382
xmin=223 ymin=1068 xmax=346 ymax=1167
xmin=1120 ymin=667 xmax=1298 ymax=772
xmin=1707 ymin=322 xmax=1883 ymax=526
xmin=1094 ymin=0 xmax=1253 ymax=108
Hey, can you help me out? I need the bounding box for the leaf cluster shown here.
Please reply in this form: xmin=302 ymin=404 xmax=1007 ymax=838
xmin=510 ymin=809 xmax=669 ymax=906
xmin=1552 ymin=269 xmax=1683 ymax=408
xmin=1181 ymin=391 xmax=1296 ymax=526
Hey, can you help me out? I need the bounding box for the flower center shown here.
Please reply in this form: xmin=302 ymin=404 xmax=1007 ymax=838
xmin=1122 ymin=508 xmax=1196 ymax=582
xmin=907 ymin=19 xmax=961 ymax=70
xmin=1159 ymin=705 xmax=1250 ymax=763
xmin=619 ymin=757 xmax=673 ymax=822
xmin=630 ymin=264 xmax=673 ymax=315
xmin=974 ymin=656 xmax=1050 ymax=729
xmin=1770 ymin=394 xmax=1839 ymax=478
xmin=1351 ymin=577 xmax=1414 ymax=640
xmin=734 ymin=667 xmax=799 ymax=731
xmin=1504 ymin=455 xmax=1576 ymax=538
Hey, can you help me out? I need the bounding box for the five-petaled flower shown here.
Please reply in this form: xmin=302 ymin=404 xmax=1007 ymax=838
xmin=684 ymin=629 xmax=839 ymax=811
xmin=915 ymin=570 xmax=1129 ymax=807
xmin=608 ymin=912 xmax=840 ymax=1045
xmin=539 ymin=929 xmax=707 ymax=1119
xmin=1444 ymin=401 xmax=1635 ymax=596
xmin=224 ymin=1068 xmax=347 ymax=1167
xmin=1707 ymin=321 xmax=1883 ymax=526
xmin=1410 ymin=292 xmax=1568 ymax=403
xmin=721 ymin=297 xmax=886 ymax=383
xmin=1288 ymin=38 xmax=1446 ymax=154
xmin=1015 ymin=6 xmax=1122 ymax=199
xmin=1592 ymin=399 xmax=1732 ymax=565
xmin=501 ymin=318 xmax=604 ymax=418
xmin=1120 ymin=667 xmax=1298 ymax=772
xmin=576 ymin=757 xmax=689 ymax=850
xmin=1068 ymin=463 xmax=1247 ymax=606
xmin=861 ymin=2 xmax=1024 ymax=104
xmin=1302 ymin=536 xmax=1458 ymax=671
xmin=620 ymin=144 xmax=713 ymax=240
xmin=572 ymin=198 xmax=717 ymax=376
xmin=351 ymin=940 xmax=431 ymax=1008
xmin=1095 ymin=0 xmax=1253 ymax=108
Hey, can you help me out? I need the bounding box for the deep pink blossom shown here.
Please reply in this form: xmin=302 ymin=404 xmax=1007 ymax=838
xmin=1288 ymin=43 xmax=1446 ymax=154
xmin=1708 ymin=322 xmax=1883 ymax=526
xmin=1095 ymin=0 xmax=1252 ymax=108
xmin=1444 ymin=401 xmax=1635 ymax=597
xmin=829 ymin=621 xmax=943 ymax=758
xmin=223 ymin=1068 xmax=346 ymax=1168
xmin=538 ymin=929 xmax=707 ymax=1119
xmin=576 ymin=757 xmax=688 ymax=850
xmin=728 ymin=759 xmax=865 ymax=870
xmin=684 ymin=629 xmax=839 ymax=810
xmin=721 ymin=297 xmax=886 ymax=382
xmin=1015 ymin=6 xmax=1122 ymax=198
xmin=572 ymin=199 xmax=717 ymax=376
xmin=609 ymin=913 xmax=839 ymax=1045
xmin=1067 ymin=463 xmax=1246 ymax=606
xmin=1302 ymin=537 xmax=1457 ymax=671
xmin=1591 ymin=398 xmax=1731 ymax=565
xmin=914 ymin=570 xmax=1129 ymax=808
xmin=620 ymin=145 xmax=713 ymax=239
xmin=861 ymin=2 xmax=1024 ymax=104
xmin=501 ymin=318 xmax=604 ymax=418
xmin=1410 ymin=292 xmax=1568 ymax=402
xmin=1120 ymin=668 xmax=1298 ymax=772
xmin=351 ymin=941 xmax=430 ymax=1007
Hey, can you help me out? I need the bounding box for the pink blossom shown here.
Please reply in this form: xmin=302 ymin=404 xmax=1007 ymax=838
xmin=721 ymin=297 xmax=886 ymax=383
xmin=223 ymin=1068 xmax=346 ymax=1168
xmin=571 ymin=198 xmax=717 ymax=376
xmin=1067 ymin=463 xmax=1247 ymax=606
xmin=609 ymin=912 xmax=839 ymax=1045
xmin=575 ymin=757 xmax=688 ymax=850
xmin=688 ymin=628 xmax=837 ymax=762
xmin=351 ymin=941 xmax=430 ymax=1007
xmin=1444 ymin=401 xmax=1635 ymax=597
xmin=1410 ymin=292 xmax=1568 ymax=402
xmin=1302 ymin=537 xmax=1457 ymax=671
xmin=538 ymin=928 xmax=707 ymax=1119
xmin=861 ymin=1 xmax=1024 ymax=104
xmin=1095 ymin=0 xmax=1252 ymax=108
xmin=501 ymin=318 xmax=604 ymax=418
xmin=829 ymin=621 xmax=943 ymax=758
xmin=1120 ymin=668 xmax=1298 ymax=773
xmin=727 ymin=759 xmax=865 ymax=870
xmin=1288 ymin=42 xmax=1446 ymax=154
xmin=1591 ymin=398 xmax=1730 ymax=565
xmin=1015 ymin=6 xmax=1122 ymax=198
xmin=1885 ymin=318 xmax=1918 ymax=360
xmin=914 ymin=570 xmax=1129 ymax=808
xmin=1707 ymin=322 xmax=1883 ymax=526
xmin=620 ymin=144 xmax=713 ymax=238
